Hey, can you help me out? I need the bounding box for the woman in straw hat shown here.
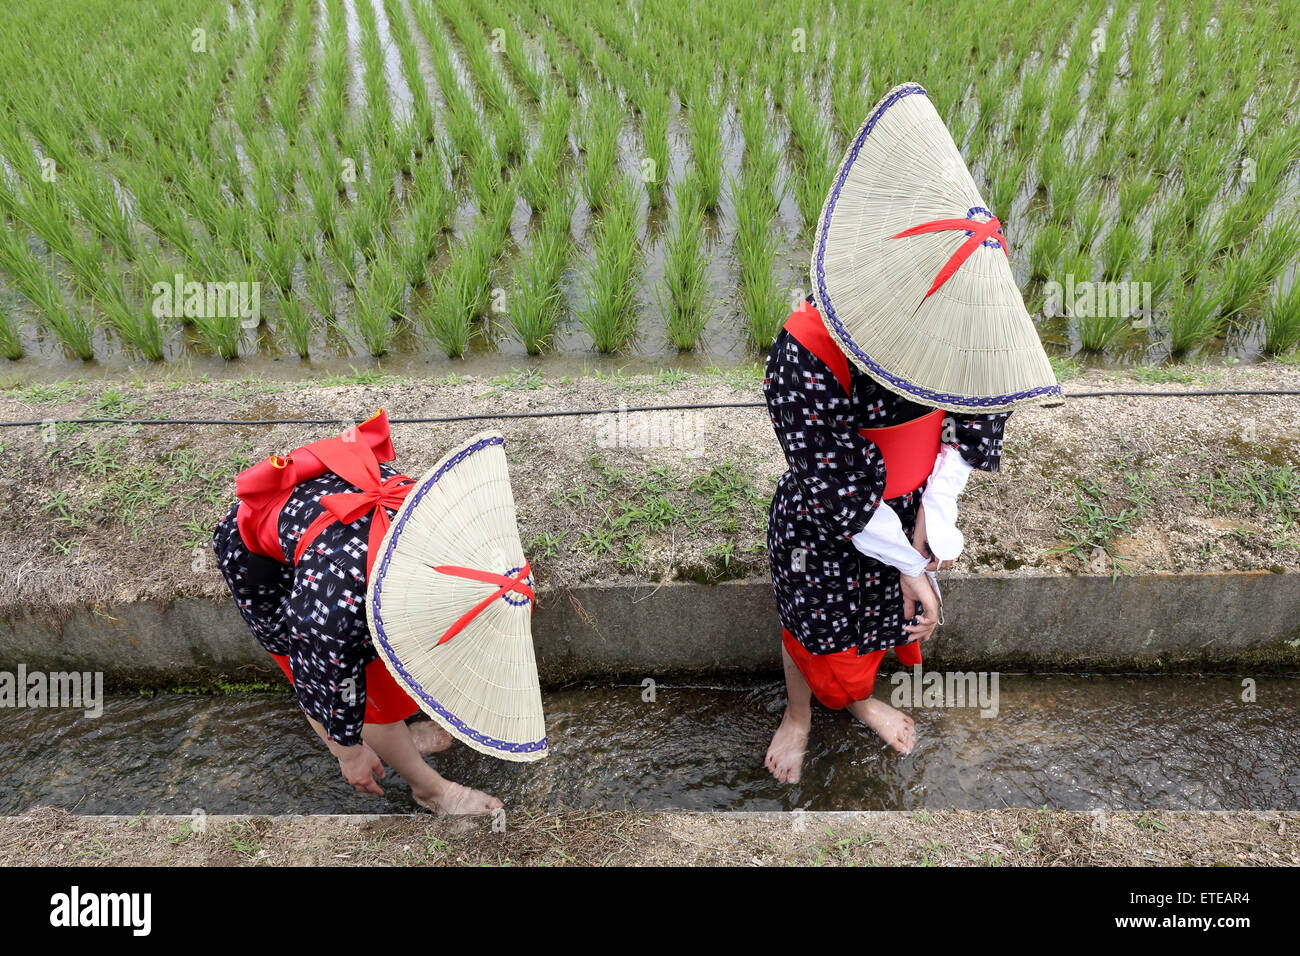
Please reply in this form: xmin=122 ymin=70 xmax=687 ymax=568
xmin=212 ymin=412 xmax=503 ymax=814
xmin=763 ymin=82 xmax=1059 ymax=782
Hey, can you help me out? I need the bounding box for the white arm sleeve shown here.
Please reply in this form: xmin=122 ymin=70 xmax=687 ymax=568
xmin=920 ymin=443 xmax=975 ymax=562
xmin=851 ymin=502 xmax=929 ymax=577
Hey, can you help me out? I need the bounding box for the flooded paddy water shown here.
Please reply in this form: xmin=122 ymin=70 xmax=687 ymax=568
xmin=3 ymin=675 xmax=1295 ymax=815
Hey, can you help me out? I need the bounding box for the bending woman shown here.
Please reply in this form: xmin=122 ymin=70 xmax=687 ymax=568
xmin=213 ymin=414 xmax=501 ymax=814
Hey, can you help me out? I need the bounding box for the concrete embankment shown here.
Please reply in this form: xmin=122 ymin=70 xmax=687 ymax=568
xmin=3 ymin=570 xmax=1297 ymax=687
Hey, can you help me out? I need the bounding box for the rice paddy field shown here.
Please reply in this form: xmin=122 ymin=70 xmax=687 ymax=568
xmin=0 ymin=0 xmax=1298 ymax=376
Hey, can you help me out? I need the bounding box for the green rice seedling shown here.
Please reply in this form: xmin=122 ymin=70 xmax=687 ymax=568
xmin=276 ymin=292 xmax=313 ymax=358
xmin=0 ymin=224 xmax=94 ymax=359
xmin=987 ymin=162 xmax=1020 ymax=221
xmin=498 ymin=16 xmax=547 ymax=103
xmin=1073 ymin=197 xmax=1106 ymax=255
xmin=507 ymin=225 xmax=567 ymax=354
xmin=354 ymin=281 xmax=396 ymax=357
xmin=1117 ymin=173 xmax=1159 ymax=226
xmin=187 ymin=253 xmax=247 ymax=361
xmin=539 ymin=176 xmax=576 ymax=266
xmin=731 ymin=170 xmax=786 ymax=351
xmin=468 ymin=144 xmax=504 ymax=216
xmin=1100 ymin=220 xmax=1143 ymax=282
xmin=97 ymin=274 xmax=164 ymax=361
xmin=486 ymin=181 xmax=518 ymax=249
xmin=455 ymin=224 xmax=498 ymax=319
xmin=1133 ymin=243 xmax=1184 ymax=319
xmin=304 ymin=252 xmax=337 ymax=322
xmin=831 ymin=68 xmax=869 ymax=142
xmin=270 ymin=0 xmax=312 ymax=135
xmin=1217 ymin=247 xmax=1271 ymax=321
xmin=14 ymin=181 xmax=76 ymax=262
xmin=350 ymin=175 xmax=394 ymax=264
xmin=303 ymin=159 xmax=339 ymax=240
xmin=685 ymin=82 xmax=723 ymax=213
xmin=580 ymin=87 xmax=621 ymax=213
xmin=0 ymin=295 xmax=23 ymax=360
xmin=1179 ymin=138 xmax=1231 ymax=225
xmin=738 ymin=89 xmax=769 ymax=161
xmin=492 ymin=99 xmax=527 ymax=167
xmin=318 ymin=0 xmax=349 ymax=136
xmin=424 ymin=231 xmax=488 ymax=358
xmin=444 ymin=96 xmax=487 ymax=163
xmin=1242 ymin=215 xmax=1300 ymax=296
xmin=1179 ymin=216 xmax=1222 ymax=284
xmin=374 ymin=245 xmax=408 ymax=318
xmin=331 ymin=219 xmax=359 ymax=289
xmin=398 ymin=202 xmax=439 ymax=288
xmin=65 ymin=166 xmax=136 ymax=261
xmin=1074 ymin=305 xmax=1133 ymax=353
xmin=353 ymin=250 xmax=405 ymax=357
xmin=1029 ymin=221 xmax=1068 ymax=281
xmin=1167 ymin=274 xmax=1225 ymax=355
xmin=1262 ymin=280 xmax=1300 ymax=356
xmin=579 ymin=176 xmax=643 ymax=353
xmin=355 ymin=0 xmax=391 ymax=135
xmin=1044 ymin=146 xmax=1090 ymax=220
xmin=737 ymin=234 xmax=786 ymax=352
xmin=653 ymin=173 xmax=712 ymax=350
xmin=1011 ymin=64 xmax=1049 ymax=147
xmin=1058 ymin=247 xmax=1126 ymax=353
xmin=410 ymin=158 xmax=454 ymax=239
xmin=382 ymin=0 xmax=435 ymax=138
xmin=261 ymin=220 xmax=298 ymax=295
xmin=792 ymin=156 xmax=834 ymax=237
xmin=638 ymin=81 xmax=670 ymax=208
xmin=518 ymin=93 xmax=571 ymax=213
xmin=785 ymin=85 xmax=835 ymax=234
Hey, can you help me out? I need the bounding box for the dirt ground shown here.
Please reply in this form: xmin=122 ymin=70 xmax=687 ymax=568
xmin=0 ymin=360 xmax=1298 ymax=614
xmin=1 ymin=805 xmax=1293 ymax=866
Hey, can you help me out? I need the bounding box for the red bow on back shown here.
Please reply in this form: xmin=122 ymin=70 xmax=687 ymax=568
xmin=292 ymin=434 xmax=414 ymax=578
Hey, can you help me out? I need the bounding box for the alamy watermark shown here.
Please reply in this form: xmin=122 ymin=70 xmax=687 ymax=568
xmin=889 ymin=665 xmax=1000 ymax=718
xmin=0 ymin=665 xmax=103 ymax=718
xmin=587 ymin=401 xmax=704 ymax=455
xmin=50 ymin=886 xmax=150 ymax=936
xmin=1043 ymin=276 xmax=1154 ymax=327
xmin=151 ymin=273 xmax=261 ymax=328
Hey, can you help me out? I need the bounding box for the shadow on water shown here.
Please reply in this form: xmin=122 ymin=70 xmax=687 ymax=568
xmin=2 ymin=676 xmax=1295 ymax=815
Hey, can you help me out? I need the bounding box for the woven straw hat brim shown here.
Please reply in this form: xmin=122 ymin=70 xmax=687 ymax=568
xmin=367 ymin=430 xmax=547 ymax=763
xmin=810 ymin=82 xmax=1060 ymax=413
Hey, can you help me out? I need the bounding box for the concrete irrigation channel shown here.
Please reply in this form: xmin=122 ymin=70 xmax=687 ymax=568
xmin=1 ymin=364 xmax=1298 ymax=859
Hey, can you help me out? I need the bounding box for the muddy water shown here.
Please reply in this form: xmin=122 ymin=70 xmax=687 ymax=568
xmin=1 ymin=676 xmax=1295 ymax=815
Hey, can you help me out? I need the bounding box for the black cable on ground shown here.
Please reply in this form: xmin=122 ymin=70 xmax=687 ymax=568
xmin=0 ymin=390 xmax=1298 ymax=429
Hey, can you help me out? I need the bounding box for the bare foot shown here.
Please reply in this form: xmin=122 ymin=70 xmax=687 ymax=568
xmin=408 ymin=720 xmax=453 ymax=755
xmin=848 ymin=697 xmax=916 ymax=754
xmin=414 ymin=781 xmax=503 ymax=815
xmin=765 ymin=707 xmax=810 ymax=783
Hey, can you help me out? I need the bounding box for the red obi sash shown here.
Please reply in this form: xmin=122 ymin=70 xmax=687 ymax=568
xmin=235 ymin=410 xmax=414 ymax=579
xmin=783 ymin=302 xmax=943 ymax=498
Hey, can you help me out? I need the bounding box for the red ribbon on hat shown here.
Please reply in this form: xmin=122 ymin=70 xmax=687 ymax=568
xmin=891 ymin=214 xmax=1008 ymax=300
xmin=432 ymin=563 xmax=534 ymax=646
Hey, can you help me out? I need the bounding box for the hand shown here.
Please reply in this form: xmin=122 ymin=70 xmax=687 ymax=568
xmin=911 ymin=504 xmax=953 ymax=572
xmin=900 ymin=571 xmax=940 ymax=642
xmin=337 ymin=743 xmax=386 ymax=795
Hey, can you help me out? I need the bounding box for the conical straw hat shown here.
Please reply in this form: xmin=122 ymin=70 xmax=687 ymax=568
xmin=367 ymin=431 xmax=547 ymax=762
xmin=810 ymin=81 xmax=1060 ymax=412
